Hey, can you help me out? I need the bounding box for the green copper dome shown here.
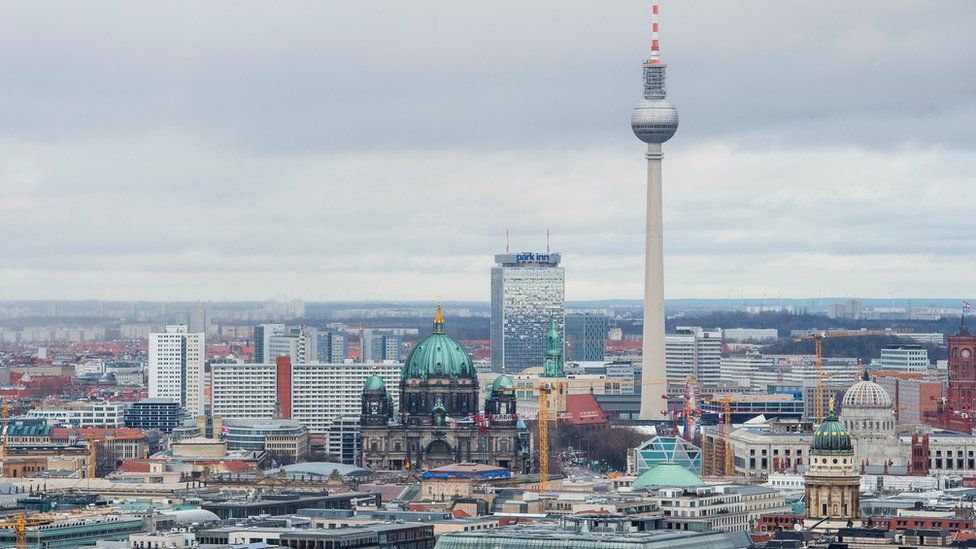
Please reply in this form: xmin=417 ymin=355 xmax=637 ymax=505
xmin=491 ymin=374 xmax=514 ymax=394
xmin=402 ymin=306 xmax=476 ymax=381
xmin=812 ymin=405 xmax=852 ymax=454
xmin=632 ymin=463 xmax=704 ymax=489
xmin=363 ymin=374 xmax=387 ymax=392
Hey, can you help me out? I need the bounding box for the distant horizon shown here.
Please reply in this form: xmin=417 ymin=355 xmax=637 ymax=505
xmin=0 ymin=296 xmax=970 ymax=307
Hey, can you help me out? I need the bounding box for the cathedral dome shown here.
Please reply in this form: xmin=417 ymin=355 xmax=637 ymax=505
xmin=842 ymin=378 xmax=892 ymax=409
xmin=402 ymin=306 xmax=476 ymax=381
xmin=491 ymin=375 xmax=514 ymax=394
xmin=363 ymin=374 xmax=387 ymax=392
xmin=812 ymin=406 xmax=853 ymax=454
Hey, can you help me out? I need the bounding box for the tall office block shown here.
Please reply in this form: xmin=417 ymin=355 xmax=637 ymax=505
xmin=266 ymin=326 xmax=316 ymax=364
xmin=254 ymin=323 xmax=285 ymax=363
xmin=148 ymin=325 xmax=205 ymax=416
xmin=188 ymin=302 xmax=212 ymax=335
xmin=878 ymin=344 xmax=929 ymax=372
xmin=315 ymin=330 xmax=348 ymax=363
xmin=665 ymin=327 xmax=721 ymax=393
xmin=490 ymin=252 xmax=565 ymax=373
xmin=565 ymin=314 xmax=607 ymax=362
xmin=361 ymin=331 xmax=402 ymax=362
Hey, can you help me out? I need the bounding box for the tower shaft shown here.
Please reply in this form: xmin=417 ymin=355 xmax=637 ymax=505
xmin=640 ymin=143 xmax=668 ymax=420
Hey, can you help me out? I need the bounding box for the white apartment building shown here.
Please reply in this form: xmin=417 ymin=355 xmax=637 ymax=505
xmin=74 ymin=360 xmax=105 ymax=377
xmin=291 ymin=362 xmax=402 ymax=435
xmin=211 ymin=363 xmax=279 ymax=420
xmin=766 ymin=355 xmax=859 ymax=385
xmin=720 ymin=353 xmax=775 ymax=390
xmin=148 ymin=325 xmax=205 ymax=416
xmin=655 ymin=485 xmax=791 ymax=532
xmin=666 ymin=327 xmax=722 ymax=392
xmin=722 ymin=328 xmax=779 ymax=342
xmin=209 ymin=362 xmax=403 ymax=436
xmin=877 ymin=345 xmax=929 ymax=372
xmin=899 ymin=332 xmax=945 ymax=346
xmin=26 ymin=402 xmax=125 ymax=428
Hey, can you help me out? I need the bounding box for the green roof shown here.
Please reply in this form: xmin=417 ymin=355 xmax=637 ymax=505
xmin=402 ymin=310 xmax=475 ymax=381
xmin=491 ymin=375 xmax=514 ymax=394
xmin=631 ymin=463 xmax=705 ymax=489
xmin=363 ymin=374 xmax=387 ymax=392
xmin=812 ymin=409 xmax=852 ymax=454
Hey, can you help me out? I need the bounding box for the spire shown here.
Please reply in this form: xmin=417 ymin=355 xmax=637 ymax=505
xmin=649 ymin=2 xmax=661 ymax=64
xmin=542 ymin=317 xmax=564 ymax=378
xmin=433 ymin=303 xmax=445 ymax=334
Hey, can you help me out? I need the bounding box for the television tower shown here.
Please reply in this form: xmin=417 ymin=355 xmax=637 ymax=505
xmin=631 ymin=1 xmax=679 ymax=420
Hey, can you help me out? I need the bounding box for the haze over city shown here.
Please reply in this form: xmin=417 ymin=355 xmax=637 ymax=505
xmin=2 ymin=1 xmax=974 ymax=301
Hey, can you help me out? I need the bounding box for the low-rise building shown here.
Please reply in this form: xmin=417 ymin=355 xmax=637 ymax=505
xmin=50 ymin=427 xmax=149 ymax=465
xmin=27 ymin=401 xmax=126 ymax=428
xmin=701 ymin=419 xmax=813 ymax=478
xmin=124 ymin=399 xmax=186 ymax=433
xmin=221 ymin=418 xmax=309 ymax=461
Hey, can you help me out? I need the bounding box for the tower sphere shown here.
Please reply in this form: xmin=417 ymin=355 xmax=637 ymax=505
xmin=631 ymin=98 xmax=679 ymax=144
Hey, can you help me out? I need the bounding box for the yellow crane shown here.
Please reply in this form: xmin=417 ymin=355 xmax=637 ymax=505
xmin=506 ymin=380 xmax=563 ymax=492
xmin=1 ymin=400 xmax=7 ymax=465
xmin=795 ymin=329 xmax=913 ymax=423
xmin=0 ymin=509 xmax=117 ymax=549
xmin=723 ymin=396 xmax=733 ymax=476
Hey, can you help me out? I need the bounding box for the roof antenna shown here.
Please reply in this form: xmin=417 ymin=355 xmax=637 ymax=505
xmin=506 ymin=228 xmax=510 ymax=253
xmin=546 ymin=228 xmax=550 ymax=254
xmin=649 ymin=2 xmax=662 ymax=65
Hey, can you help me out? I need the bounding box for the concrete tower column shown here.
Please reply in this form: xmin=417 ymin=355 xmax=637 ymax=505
xmin=641 ymin=142 xmax=668 ymax=419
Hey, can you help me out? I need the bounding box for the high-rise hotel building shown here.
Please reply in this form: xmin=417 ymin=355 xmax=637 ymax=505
xmin=148 ymin=325 xmax=205 ymax=416
xmin=490 ymin=252 xmax=564 ymax=373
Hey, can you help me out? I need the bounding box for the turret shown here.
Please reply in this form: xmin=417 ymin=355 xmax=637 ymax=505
xmin=541 ymin=317 xmax=565 ymax=378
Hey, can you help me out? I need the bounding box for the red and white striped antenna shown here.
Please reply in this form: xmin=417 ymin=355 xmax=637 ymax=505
xmin=649 ymin=2 xmax=661 ymax=64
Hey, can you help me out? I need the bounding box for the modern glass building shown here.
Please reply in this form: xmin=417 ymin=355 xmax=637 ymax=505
xmin=632 ymin=435 xmax=703 ymax=474
xmin=490 ymin=252 xmax=564 ymax=373
xmin=565 ymin=313 xmax=607 ymax=361
xmin=124 ymin=398 xmax=186 ymax=433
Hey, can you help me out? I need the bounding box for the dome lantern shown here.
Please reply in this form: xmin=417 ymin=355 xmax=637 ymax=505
xmin=812 ymin=398 xmax=853 ymax=454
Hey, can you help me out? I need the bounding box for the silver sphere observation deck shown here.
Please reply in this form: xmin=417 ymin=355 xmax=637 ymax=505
xmin=631 ymin=62 xmax=678 ymax=144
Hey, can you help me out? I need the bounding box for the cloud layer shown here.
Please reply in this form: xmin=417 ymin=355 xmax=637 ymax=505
xmin=1 ymin=1 xmax=973 ymax=301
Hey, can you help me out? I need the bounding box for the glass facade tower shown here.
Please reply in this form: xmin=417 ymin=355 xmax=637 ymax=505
xmin=490 ymin=252 xmax=565 ymax=373
xmin=565 ymin=313 xmax=607 ymax=362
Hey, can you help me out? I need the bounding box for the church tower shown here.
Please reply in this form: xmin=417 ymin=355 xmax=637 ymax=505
xmin=541 ymin=317 xmax=565 ymax=378
xmin=805 ymin=399 xmax=860 ymax=527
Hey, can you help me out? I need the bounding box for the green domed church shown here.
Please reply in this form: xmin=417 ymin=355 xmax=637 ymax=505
xmin=804 ymin=398 xmax=861 ymax=528
xmin=360 ymin=306 xmax=527 ymax=471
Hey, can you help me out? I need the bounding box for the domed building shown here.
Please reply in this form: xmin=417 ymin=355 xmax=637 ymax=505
xmin=804 ymin=399 xmax=860 ymax=528
xmin=839 ymin=372 xmax=906 ymax=467
xmin=360 ymin=306 xmax=528 ymax=471
xmin=631 ymin=463 xmax=704 ymax=489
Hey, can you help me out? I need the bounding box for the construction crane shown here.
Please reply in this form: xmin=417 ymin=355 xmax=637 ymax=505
xmin=794 ymin=329 xmax=913 ymax=423
xmin=505 ymin=380 xmax=563 ymax=492
xmin=720 ymin=396 xmax=732 ymax=476
xmin=1 ymin=400 xmax=7 ymax=465
xmin=0 ymin=509 xmax=118 ymax=549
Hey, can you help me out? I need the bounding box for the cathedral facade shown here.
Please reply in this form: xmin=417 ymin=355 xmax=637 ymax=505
xmin=360 ymin=307 xmax=528 ymax=471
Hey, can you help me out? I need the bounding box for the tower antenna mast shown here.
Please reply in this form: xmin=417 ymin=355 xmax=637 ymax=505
xmin=631 ymin=0 xmax=679 ymax=421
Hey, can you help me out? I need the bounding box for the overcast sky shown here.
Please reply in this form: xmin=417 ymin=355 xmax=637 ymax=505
xmin=1 ymin=1 xmax=974 ymax=302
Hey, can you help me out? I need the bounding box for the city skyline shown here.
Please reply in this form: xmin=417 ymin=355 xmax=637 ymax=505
xmin=2 ymin=1 xmax=974 ymax=301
